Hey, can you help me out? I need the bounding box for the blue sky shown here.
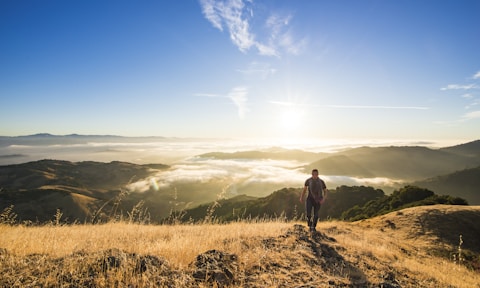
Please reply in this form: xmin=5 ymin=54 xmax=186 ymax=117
xmin=1 ymin=0 xmax=479 ymax=142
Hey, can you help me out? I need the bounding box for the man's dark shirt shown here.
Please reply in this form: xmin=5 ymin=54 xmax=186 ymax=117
xmin=304 ymin=177 xmax=326 ymax=200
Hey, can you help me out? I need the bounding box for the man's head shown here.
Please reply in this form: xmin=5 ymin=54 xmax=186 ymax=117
xmin=311 ymin=169 xmax=319 ymax=178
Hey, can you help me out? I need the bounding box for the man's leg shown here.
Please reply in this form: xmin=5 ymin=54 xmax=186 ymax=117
xmin=305 ymin=198 xmax=313 ymax=229
xmin=312 ymin=202 xmax=321 ymax=230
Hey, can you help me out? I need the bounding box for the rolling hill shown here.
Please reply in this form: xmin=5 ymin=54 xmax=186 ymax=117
xmin=179 ymin=184 xmax=469 ymax=224
xmin=0 ymin=133 xmax=167 ymax=147
xmin=440 ymin=139 xmax=480 ymax=157
xmin=357 ymin=204 xmax=480 ymax=256
xmin=198 ymin=147 xmax=326 ymax=162
xmin=305 ymin=145 xmax=480 ymax=180
xmin=1 ymin=139 xmax=479 ymax=224
xmin=0 ymin=160 xmax=168 ymax=223
xmin=413 ymin=165 xmax=480 ymax=205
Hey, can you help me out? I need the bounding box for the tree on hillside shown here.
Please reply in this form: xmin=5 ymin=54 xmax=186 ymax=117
xmin=320 ymin=185 xmax=385 ymax=219
xmin=393 ymin=185 xmax=434 ymax=203
xmin=341 ymin=185 xmax=468 ymax=221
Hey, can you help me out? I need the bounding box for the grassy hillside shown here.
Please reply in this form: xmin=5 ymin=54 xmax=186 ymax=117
xmin=413 ymin=166 xmax=480 ymax=205
xmin=306 ymin=146 xmax=480 ymax=180
xmin=180 ymin=186 xmax=466 ymax=223
xmin=440 ymin=139 xmax=480 ymax=157
xmin=341 ymin=185 xmax=468 ymax=221
xmin=1 ymin=205 xmax=479 ymax=287
xmin=1 ymin=139 xmax=479 ymax=224
xmin=0 ymin=160 xmax=168 ymax=223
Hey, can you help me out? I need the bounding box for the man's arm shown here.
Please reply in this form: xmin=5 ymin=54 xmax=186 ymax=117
xmin=300 ymin=186 xmax=307 ymax=202
xmin=319 ymin=188 xmax=329 ymax=204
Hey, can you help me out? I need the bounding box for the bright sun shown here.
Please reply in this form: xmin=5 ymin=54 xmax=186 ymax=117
xmin=279 ymin=107 xmax=304 ymax=131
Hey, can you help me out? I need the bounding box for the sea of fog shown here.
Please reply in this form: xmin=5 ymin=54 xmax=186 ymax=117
xmin=0 ymin=137 xmax=457 ymax=194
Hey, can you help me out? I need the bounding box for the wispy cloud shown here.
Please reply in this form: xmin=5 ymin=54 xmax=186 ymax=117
xmin=200 ymin=0 xmax=259 ymax=53
xmin=199 ymin=0 xmax=305 ymax=56
xmin=465 ymin=98 xmax=480 ymax=109
xmin=195 ymin=86 xmax=249 ymax=119
xmin=268 ymin=101 xmax=294 ymax=106
xmin=193 ymin=93 xmax=222 ymax=98
xmin=200 ymin=0 xmax=224 ymax=30
xmin=236 ymin=62 xmax=277 ymax=79
xmin=268 ymin=101 xmax=429 ymax=110
xmin=266 ymin=14 xmax=292 ymax=36
xmin=435 ymin=109 xmax=480 ymax=126
xmin=322 ymin=105 xmax=429 ymax=110
xmin=264 ymin=13 xmax=306 ymax=55
xmin=228 ymin=86 xmax=248 ymax=119
xmin=472 ymin=71 xmax=480 ymax=79
xmin=441 ymin=72 xmax=480 ymax=120
xmin=440 ymin=84 xmax=478 ymax=91
xmin=462 ymin=110 xmax=480 ymax=120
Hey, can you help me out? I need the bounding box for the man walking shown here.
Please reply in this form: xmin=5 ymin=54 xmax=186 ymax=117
xmin=300 ymin=169 xmax=328 ymax=232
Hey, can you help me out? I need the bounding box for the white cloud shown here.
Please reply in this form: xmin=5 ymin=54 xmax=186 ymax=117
xmin=266 ymin=14 xmax=292 ymax=36
xmin=255 ymin=42 xmax=278 ymax=56
xmin=199 ymin=0 xmax=223 ymax=30
xmin=473 ymin=71 xmax=480 ymax=79
xmin=200 ymin=0 xmax=256 ymax=52
xmin=435 ymin=109 xmax=480 ymax=126
xmin=127 ymin=157 xmax=307 ymax=193
xmin=265 ymin=14 xmax=291 ymax=44
xmin=264 ymin=13 xmax=307 ymax=56
xmin=228 ymin=86 xmax=249 ymax=119
xmin=199 ymin=0 xmax=305 ymax=56
xmin=236 ymin=62 xmax=277 ymax=79
xmin=126 ymin=156 xmax=406 ymax=194
xmin=280 ymin=33 xmax=307 ymax=55
xmin=268 ymin=101 xmax=429 ymax=110
xmin=462 ymin=93 xmax=474 ymax=99
xmin=323 ymin=104 xmax=429 ymax=110
xmin=322 ymin=175 xmax=404 ymax=188
xmin=465 ymin=99 xmax=480 ymax=109
xmin=194 ymin=86 xmax=249 ymax=119
xmin=440 ymin=84 xmax=478 ymax=91
xmin=223 ymin=0 xmax=255 ymax=52
xmin=193 ymin=93 xmax=222 ymax=98
xmin=462 ymin=110 xmax=480 ymax=120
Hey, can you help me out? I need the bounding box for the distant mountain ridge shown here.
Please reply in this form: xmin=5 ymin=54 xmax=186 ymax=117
xmin=440 ymin=139 xmax=480 ymax=157
xmin=305 ymin=145 xmax=480 ymax=180
xmin=200 ymin=140 xmax=480 ymax=182
xmin=1 ymin=139 xmax=479 ymax=222
xmin=0 ymin=160 xmax=169 ymax=223
xmin=413 ymin=166 xmax=480 ymax=204
xmin=0 ymin=133 xmax=167 ymax=147
xmin=198 ymin=148 xmax=325 ymax=162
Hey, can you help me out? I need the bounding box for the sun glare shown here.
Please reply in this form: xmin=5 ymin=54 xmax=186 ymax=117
xmin=281 ymin=109 xmax=298 ymax=129
xmin=279 ymin=106 xmax=305 ymax=132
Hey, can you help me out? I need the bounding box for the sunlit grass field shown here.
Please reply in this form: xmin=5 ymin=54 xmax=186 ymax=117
xmin=0 ymin=221 xmax=292 ymax=268
xmin=1 ymin=215 xmax=479 ymax=287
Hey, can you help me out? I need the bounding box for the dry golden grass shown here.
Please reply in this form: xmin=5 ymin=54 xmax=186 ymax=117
xmin=322 ymin=221 xmax=480 ymax=288
xmin=1 ymin=205 xmax=479 ymax=287
xmin=0 ymin=221 xmax=292 ymax=269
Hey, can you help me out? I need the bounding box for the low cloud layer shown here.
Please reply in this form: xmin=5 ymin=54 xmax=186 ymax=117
xmin=0 ymin=137 xmax=454 ymax=166
xmin=127 ymin=157 xmax=306 ymax=193
xmin=127 ymin=156 xmax=405 ymax=195
xmin=1 ymin=137 xmax=449 ymax=197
